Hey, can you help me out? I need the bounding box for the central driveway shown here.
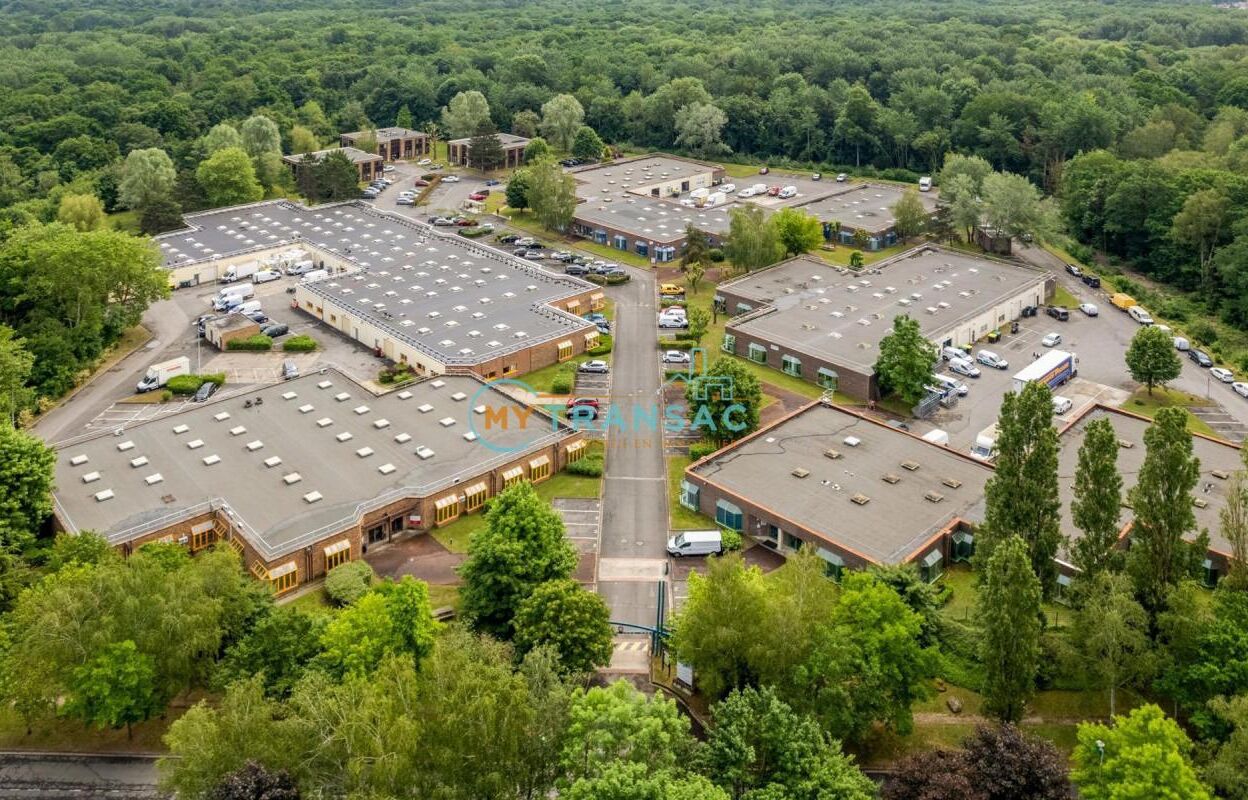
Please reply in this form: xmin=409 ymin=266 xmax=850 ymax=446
xmin=596 ymin=267 xmax=670 ymax=629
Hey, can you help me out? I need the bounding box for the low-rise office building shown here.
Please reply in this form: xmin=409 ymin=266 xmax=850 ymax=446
xmin=52 ymin=370 xmax=586 ymax=594
xmin=447 ymin=132 xmax=530 ymax=169
xmin=566 ymin=155 xmax=729 ymax=261
xmin=717 ymin=245 xmax=1052 ymax=399
xmin=1056 ymin=404 xmax=1240 ymax=586
xmin=282 ymin=147 xmax=384 ymax=183
xmin=681 ymin=400 xmax=991 ymax=580
xmin=339 ymin=127 xmax=430 ymax=161
xmin=794 ymin=182 xmax=939 ymax=251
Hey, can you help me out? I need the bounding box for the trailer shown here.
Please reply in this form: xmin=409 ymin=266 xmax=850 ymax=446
xmin=1012 ymin=349 xmax=1075 ymax=394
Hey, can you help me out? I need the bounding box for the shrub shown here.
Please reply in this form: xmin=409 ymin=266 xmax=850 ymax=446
xmin=588 ymin=343 xmax=612 ymax=356
xmin=282 ymin=335 xmax=317 ymax=352
xmin=584 ymin=274 xmax=606 ymax=285
xmin=166 ymin=375 xmax=207 ymax=395
xmin=605 ymin=274 xmax=630 ymax=285
xmin=708 ymin=248 xmax=725 ymax=263
xmin=1237 ymin=352 xmax=1248 ymax=374
xmin=551 ymin=370 xmax=574 ymax=395
xmin=227 ymin=334 xmax=273 ymax=351
xmin=324 ymin=560 xmax=374 ymax=606
xmin=720 ymin=528 xmax=743 ymax=551
xmin=689 ymin=440 xmax=719 ymax=460
xmin=1067 ymin=241 xmax=1094 ymax=264
xmin=566 ymin=454 xmax=604 ymax=476
xmin=203 ymin=372 xmax=226 ymax=386
xmin=660 ymin=298 xmax=687 ymax=308
xmin=879 ymin=167 xmax=921 ymax=183
xmin=1158 ymin=299 xmax=1189 ymax=322
xmin=458 ymin=226 xmax=488 ymax=238
xmin=663 ymin=369 xmax=689 ymax=383
xmin=1189 ymin=321 xmax=1217 ymax=345
xmin=160 ymin=389 xmax=173 ymax=402
xmin=658 ymin=337 xmax=699 ymax=349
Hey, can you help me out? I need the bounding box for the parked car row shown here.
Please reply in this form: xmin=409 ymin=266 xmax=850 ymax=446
xmin=361 ymin=176 xmax=394 ymax=199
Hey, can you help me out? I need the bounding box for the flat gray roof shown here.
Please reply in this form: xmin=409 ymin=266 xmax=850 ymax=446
xmin=794 ymin=183 xmax=939 ymax=233
xmin=53 ymin=370 xmax=571 ymax=560
xmin=570 ymin=155 xmax=731 ymax=242
xmin=1058 ymin=406 xmax=1242 ymax=561
xmin=281 ymin=147 xmax=381 ymax=166
xmin=448 ymin=132 xmax=530 ymax=147
xmin=725 ymin=246 xmax=1048 ymax=372
xmin=690 ymin=402 xmax=991 ymax=563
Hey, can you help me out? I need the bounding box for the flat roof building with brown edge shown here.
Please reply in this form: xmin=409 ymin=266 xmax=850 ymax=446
xmin=1056 ymin=403 xmax=1242 ymax=587
xmin=339 ymin=128 xmax=431 ymax=162
xmin=717 ymin=244 xmax=1053 ymax=400
xmin=681 ymin=399 xmax=993 ymax=581
xmin=447 ymin=132 xmax=530 ymax=169
xmin=282 ymin=147 xmax=384 ymax=183
xmin=51 ymin=369 xmax=587 ymax=596
xmin=793 ymin=182 xmax=939 ymax=251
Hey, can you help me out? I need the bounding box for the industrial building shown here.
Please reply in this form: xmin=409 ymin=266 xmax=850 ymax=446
xmin=52 ymin=370 xmax=587 ymax=595
xmin=793 ymin=182 xmax=939 ymax=251
xmin=155 ymin=201 xmax=603 ymax=379
xmin=339 ymin=128 xmax=430 ymax=161
xmin=281 ymin=147 xmax=384 ymax=183
xmin=566 ymin=155 xmax=729 ymax=261
xmin=717 ymin=245 xmax=1053 ymax=399
xmin=1056 ymin=404 xmax=1240 ymax=586
xmin=447 ymin=132 xmax=530 ymax=169
xmin=681 ymin=400 xmax=990 ymax=580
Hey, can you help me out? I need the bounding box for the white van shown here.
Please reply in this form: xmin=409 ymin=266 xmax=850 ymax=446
xmin=231 ymin=300 xmax=262 ymax=317
xmin=922 ymin=429 xmax=950 ymax=446
xmin=1128 ymin=305 xmax=1154 ymax=325
xmin=933 ymin=373 xmax=969 ymax=396
xmin=941 ymin=345 xmax=969 ymax=362
xmin=1174 ymin=336 xmax=1190 ymax=351
xmin=299 ymin=269 xmax=329 ymax=283
xmin=286 ymin=260 xmax=316 ymax=276
xmin=919 ymin=176 xmax=933 ymax=191
xmin=666 ymin=530 xmax=724 ymax=557
xmin=778 ymin=185 xmax=797 ymax=199
xmin=253 ymin=269 xmax=282 ymax=284
xmin=212 ymin=283 xmax=254 ymax=311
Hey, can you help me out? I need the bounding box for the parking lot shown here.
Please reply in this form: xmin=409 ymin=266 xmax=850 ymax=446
xmin=366 ymin=160 xmax=495 ymax=218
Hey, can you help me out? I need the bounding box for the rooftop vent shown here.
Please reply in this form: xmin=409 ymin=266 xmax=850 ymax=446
xmin=282 ymin=391 xmax=297 ymax=400
xmin=353 ymin=405 xmax=370 ymax=415
xmin=1213 ymin=469 xmax=1231 ymax=480
xmin=214 ymin=412 xmax=231 ymax=422
xmin=187 ymin=439 xmax=205 ymax=450
xmin=230 ymin=425 xmax=247 ymax=436
xmin=901 ymin=460 xmax=920 ymax=471
xmin=925 ymin=491 xmax=945 ymax=503
xmin=70 ymin=454 xmax=89 ymax=466
xmin=82 ymin=471 xmax=101 ymax=483
xmin=397 ymin=391 xmax=413 ymax=400
xmin=317 ymin=380 xmax=333 ymax=389
xmin=843 ymin=436 xmax=861 ymax=447
xmin=283 ymin=473 xmax=302 ymax=485
xmin=316 ymin=418 xmax=333 ymax=428
xmin=394 ymin=433 xmax=412 ymax=444
xmin=299 ymin=404 xmax=314 ymax=414
xmin=418 ymin=403 xmax=433 ymax=413
xmin=1194 ymin=497 xmax=1209 ymax=509
xmin=824 ymin=448 xmax=842 ymax=460
xmin=303 ymin=491 xmax=323 ymax=504
xmin=439 ymin=417 xmax=456 ymax=427
xmin=94 ymin=489 xmax=115 ymax=502
xmin=144 ymin=473 xmax=164 ymax=485
xmin=378 ymin=463 xmax=396 ymax=475
xmin=415 ymin=446 xmax=435 ymax=460
xmin=373 ymin=419 xmax=390 ymax=429
xmin=850 ymin=493 xmax=870 ymax=506
xmin=202 ymin=455 xmax=221 ymax=466
xmin=792 ymin=467 xmax=810 ymax=478
xmin=1118 ymin=439 xmax=1134 ymax=448
xmin=173 ymin=424 xmax=189 ymax=435
xmin=356 ymin=447 xmax=374 ymax=458
xmin=336 ymin=432 xmax=353 ymax=442
xmin=117 ymin=440 xmax=135 ymax=452
xmin=263 ymin=456 xmax=282 ymax=468
xmin=882 ymin=473 xmax=901 ymax=484
xmin=942 ymin=477 xmax=963 ymax=489
xmin=129 ymin=456 xmax=148 ymax=468
xmin=335 ymin=392 xmax=351 ymax=402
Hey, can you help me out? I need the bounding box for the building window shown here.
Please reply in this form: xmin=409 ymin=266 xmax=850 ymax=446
xmin=715 ymin=499 xmax=743 ymax=531
xmin=253 ymin=561 xmax=298 ymax=595
xmin=566 ymin=440 xmax=588 ymax=463
xmin=763 ymin=524 xmax=780 ymax=543
xmin=529 ymin=455 xmax=551 ymax=483
xmin=920 ymin=549 xmax=944 ymax=583
xmin=502 ymin=465 xmax=525 ymax=488
xmin=324 ymin=539 xmax=351 ymax=571
xmin=305 ymin=301 xmax=313 ymax=309
xmin=613 ymin=235 xmax=628 ymax=251
xmin=721 ymin=333 xmax=736 ymax=353
xmin=735 ymin=302 xmax=753 ymax=314
xmin=590 ymin=292 xmax=605 ymax=310
xmin=817 ymin=367 xmax=838 ymax=391
xmin=190 ymin=525 xmax=217 ymax=553
xmin=748 ymin=343 xmax=767 ymax=364
xmin=636 ymin=241 xmax=648 ymax=257
xmin=783 ymin=532 xmax=804 ymax=551
xmin=464 ymin=482 xmax=488 ymax=512
xmin=680 ymin=479 xmax=700 ymax=510
xmin=584 ymin=332 xmax=599 ymax=349
xmin=557 ymin=340 xmax=574 ymax=361
xmin=781 ymin=355 xmax=802 ymax=377
xmin=434 ymin=495 xmax=460 ymax=525
xmin=817 ymin=547 xmax=844 ymax=581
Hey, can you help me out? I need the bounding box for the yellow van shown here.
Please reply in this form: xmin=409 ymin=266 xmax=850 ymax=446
xmin=660 ymin=283 xmax=685 ymax=296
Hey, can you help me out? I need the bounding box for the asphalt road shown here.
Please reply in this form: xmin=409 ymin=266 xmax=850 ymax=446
xmin=0 ymin=753 xmax=162 ymax=798
xmin=594 ymin=266 xmax=671 ymax=629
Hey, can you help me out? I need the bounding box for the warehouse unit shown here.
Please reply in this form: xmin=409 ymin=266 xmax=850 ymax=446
xmin=1056 ymin=405 xmax=1241 ymax=586
xmin=282 ymin=146 xmax=384 ymax=183
xmin=339 ymin=127 xmax=430 ymax=161
xmin=717 ymin=245 xmax=1052 ymax=399
xmin=793 ymin=183 xmax=939 ymax=251
xmin=681 ymin=400 xmax=991 ymax=580
xmin=52 ymin=370 xmax=586 ymax=594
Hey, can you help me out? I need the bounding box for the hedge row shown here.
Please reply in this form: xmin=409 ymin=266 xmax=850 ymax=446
xmin=565 ymin=454 xmax=604 ymax=477
xmin=227 ymin=334 xmax=273 ymax=351
xmin=584 ymin=273 xmax=630 ymax=285
xmin=551 ymin=370 xmax=574 ymax=395
xmin=458 ymin=226 xmax=489 ymax=238
xmin=658 ymin=337 xmax=700 ymax=349
xmin=166 ymin=372 xmax=226 ymax=395
xmin=282 ymin=335 xmax=317 ymax=352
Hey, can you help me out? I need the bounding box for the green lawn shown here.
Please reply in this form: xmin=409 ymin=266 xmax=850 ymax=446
xmin=811 ymin=241 xmax=910 ymax=268
xmin=1121 ymin=386 xmax=1217 ymax=437
xmin=1052 ymin=284 xmax=1079 ymax=308
xmin=0 ymin=701 xmax=188 ymax=754
xmin=523 ymin=357 xmax=591 ymax=394
xmin=938 ymin=564 xmax=1070 ymax=628
xmin=668 ymin=454 xmax=716 ymax=530
xmin=432 ymin=446 xmax=605 ymax=553
xmin=427 ymin=583 xmax=461 ymax=612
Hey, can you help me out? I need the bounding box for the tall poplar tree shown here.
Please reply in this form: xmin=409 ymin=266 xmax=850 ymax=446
xmin=979 ymin=382 xmax=1064 ymax=597
xmin=1071 ymin=417 xmax=1124 ymax=577
xmin=978 ymin=536 xmax=1042 ymax=723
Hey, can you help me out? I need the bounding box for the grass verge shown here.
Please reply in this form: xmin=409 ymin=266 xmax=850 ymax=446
xmin=0 ymin=702 xmax=187 ymax=754
xmin=667 ymin=454 xmax=716 ymax=530
xmin=1121 ymin=386 xmax=1217 ymax=437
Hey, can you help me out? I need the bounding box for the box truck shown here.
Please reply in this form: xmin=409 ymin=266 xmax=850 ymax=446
xmin=1012 ymin=349 xmax=1076 ymax=394
xmin=222 ymin=261 xmax=259 ymax=283
xmin=1111 ymin=293 xmax=1137 ymax=311
xmin=970 ymin=423 xmax=999 ymax=462
xmin=136 ymin=356 xmax=190 ymax=393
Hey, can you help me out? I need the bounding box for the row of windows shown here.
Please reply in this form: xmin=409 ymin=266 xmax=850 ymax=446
xmin=251 ymin=561 xmax=299 ymax=595
xmin=325 ymin=546 xmax=351 ymax=571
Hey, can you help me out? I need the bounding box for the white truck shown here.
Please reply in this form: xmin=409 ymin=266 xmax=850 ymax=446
xmin=222 ymin=261 xmax=259 ymax=283
xmin=136 ymin=356 xmax=190 ymax=393
xmin=970 ymin=423 xmax=999 ymax=462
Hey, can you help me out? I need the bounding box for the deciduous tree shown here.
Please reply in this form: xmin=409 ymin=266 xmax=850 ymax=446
xmin=289 ymin=125 xmax=317 ymax=155
xmin=981 ymin=171 xmax=1058 ymax=242
xmin=874 ymin=314 xmax=937 ymax=406
xmin=0 ymin=326 xmax=34 ymax=425
xmin=571 ymin=126 xmax=605 ymax=161
xmin=196 ymin=147 xmax=263 ymax=207
xmin=1067 ymin=572 xmax=1152 ymax=716
xmin=675 ymin=102 xmax=730 ymax=157
xmin=1221 ymin=466 xmax=1248 ymax=589
xmin=724 ymin=204 xmax=782 ymax=271
xmin=1071 ymin=417 xmax=1124 ymax=576
xmin=771 ymin=207 xmax=822 ymax=257
xmin=216 ymin=607 xmax=325 ymax=699
xmin=118 ymin=147 xmax=175 ymax=212
xmin=1071 ymin=704 xmax=1211 ymax=800
xmin=505 ymin=167 xmax=531 ymax=210
xmin=203 ymin=124 xmax=243 ymax=155
xmin=0 ymin=424 xmax=55 ymax=551
xmin=513 ymin=579 xmax=612 ymax=675
xmin=458 ymin=481 xmax=578 ymax=638
xmin=560 ymin=680 xmax=694 ymax=784
xmin=682 ymin=357 xmax=761 ymax=445
xmin=523 ymin=137 xmax=551 ymax=162
xmin=63 ymin=640 xmax=162 ymax=739
xmin=1172 ymin=188 xmax=1230 ymax=295
xmin=318 ymin=577 xmax=437 ymax=678
xmin=525 ymin=157 xmax=577 ymax=232
xmin=1125 ymin=325 xmax=1181 ymax=395
xmin=686 ymin=305 xmax=710 ymax=344
xmin=56 ymin=193 xmax=105 ymax=231
xmin=540 ymin=94 xmax=585 ymax=151
xmin=892 ymin=189 xmax=928 ymax=240
xmin=681 ymin=223 xmax=710 ymax=273
xmin=978 ymin=536 xmax=1042 ymax=723
xmin=239 ymin=115 xmax=281 ymax=160
xmin=207 ymin=761 xmax=301 ymax=800
xmin=441 ymin=91 xmax=492 ymax=139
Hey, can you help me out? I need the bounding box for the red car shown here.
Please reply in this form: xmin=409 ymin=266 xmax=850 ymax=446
xmin=413 ymin=179 xmax=430 ymax=187
xmin=767 ymin=186 xmax=781 ymax=196
xmin=468 ymin=192 xmax=488 ymax=201
xmin=454 ymin=218 xmax=476 ymax=226
xmin=565 ymin=397 xmax=600 ymax=409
